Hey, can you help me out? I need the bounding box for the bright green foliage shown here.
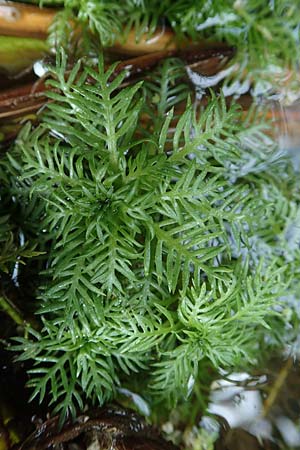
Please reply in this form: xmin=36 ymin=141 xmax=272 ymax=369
xmin=5 ymin=53 xmax=300 ymax=423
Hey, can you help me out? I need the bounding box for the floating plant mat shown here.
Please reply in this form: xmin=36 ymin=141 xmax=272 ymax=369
xmin=1 ymin=1 xmax=300 ymax=450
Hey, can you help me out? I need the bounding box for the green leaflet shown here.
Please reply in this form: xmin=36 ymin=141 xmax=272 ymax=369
xmin=3 ymin=52 xmax=300 ymax=423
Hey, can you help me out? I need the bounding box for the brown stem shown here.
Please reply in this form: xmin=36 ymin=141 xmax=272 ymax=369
xmin=0 ymin=2 xmax=176 ymax=53
xmin=18 ymin=407 xmax=178 ymax=450
xmin=0 ymin=294 xmax=24 ymax=326
xmin=262 ymin=357 xmax=293 ymax=417
xmin=0 ymin=44 xmax=235 ymax=123
xmin=0 ymin=1 xmax=228 ymax=56
xmin=0 ymin=2 xmax=57 ymax=39
xmin=111 ymin=27 xmax=178 ymax=55
xmin=0 ymin=80 xmax=48 ymax=120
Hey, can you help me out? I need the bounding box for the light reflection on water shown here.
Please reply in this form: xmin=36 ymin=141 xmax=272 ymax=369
xmin=207 ymin=360 xmax=300 ymax=448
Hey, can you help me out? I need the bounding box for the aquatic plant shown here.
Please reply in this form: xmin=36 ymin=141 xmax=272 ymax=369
xmin=1 ymin=3 xmax=300 ymax=445
xmin=42 ymin=0 xmax=300 ymax=91
xmin=1 ymin=50 xmax=298 ymax=424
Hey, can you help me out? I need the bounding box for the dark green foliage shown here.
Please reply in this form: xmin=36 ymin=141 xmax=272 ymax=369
xmin=0 ymin=213 xmax=18 ymax=275
xmin=0 ymin=197 xmax=40 ymax=276
xmin=0 ymin=179 xmax=42 ymax=325
xmin=3 ymin=52 xmax=299 ymax=423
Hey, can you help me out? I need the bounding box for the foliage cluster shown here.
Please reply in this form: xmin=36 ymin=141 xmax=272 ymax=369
xmin=21 ymin=0 xmax=300 ymax=92
xmin=1 ymin=52 xmax=299 ymax=422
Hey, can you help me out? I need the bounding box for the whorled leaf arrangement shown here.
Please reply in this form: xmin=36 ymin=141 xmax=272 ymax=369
xmin=3 ymin=52 xmax=300 ymax=422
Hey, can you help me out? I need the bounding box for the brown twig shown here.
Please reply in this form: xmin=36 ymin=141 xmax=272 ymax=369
xmin=0 ymin=2 xmax=57 ymax=39
xmin=18 ymin=406 xmax=178 ymax=450
xmin=0 ymin=1 xmax=227 ymax=56
xmin=0 ymin=294 xmax=24 ymax=326
xmin=110 ymin=27 xmax=178 ymax=55
xmin=0 ymin=44 xmax=235 ymax=123
xmin=0 ymin=2 xmax=176 ymax=54
xmin=262 ymin=357 xmax=294 ymax=417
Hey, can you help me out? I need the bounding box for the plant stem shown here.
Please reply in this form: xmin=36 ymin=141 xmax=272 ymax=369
xmin=0 ymin=2 xmax=177 ymax=54
xmin=0 ymin=1 xmax=56 ymax=39
xmin=262 ymin=357 xmax=293 ymax=417
xmin=0 ymin=295 xmax=24 ymax=326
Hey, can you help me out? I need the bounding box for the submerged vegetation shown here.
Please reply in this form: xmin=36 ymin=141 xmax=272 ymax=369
xmin=0 ymin=0 xmax=300 ymax=447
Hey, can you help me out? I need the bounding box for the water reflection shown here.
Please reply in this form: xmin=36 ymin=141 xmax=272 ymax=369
xmin=206 ymin=358 xmax=300 ymax=449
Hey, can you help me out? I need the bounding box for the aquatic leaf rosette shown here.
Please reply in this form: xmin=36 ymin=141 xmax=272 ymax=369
xmin=4 ymin=53 xmax=300 ymax=422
